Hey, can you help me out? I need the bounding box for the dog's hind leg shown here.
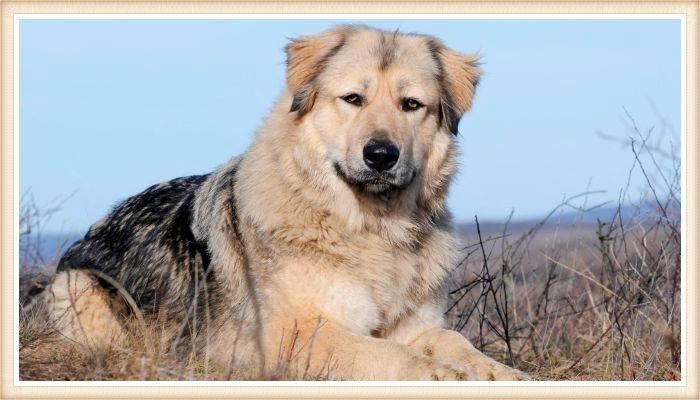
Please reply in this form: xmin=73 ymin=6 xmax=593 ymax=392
xmin=44 ymin=270 xmax=125 ymax=349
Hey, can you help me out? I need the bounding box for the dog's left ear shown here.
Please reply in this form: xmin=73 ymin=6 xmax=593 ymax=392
xmin=285 ymin=26 xmax=352 ymax=119
xmin=435 ymin=48 xmax=481 ymax=135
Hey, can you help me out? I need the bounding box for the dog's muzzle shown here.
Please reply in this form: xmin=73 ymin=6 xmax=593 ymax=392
xmin=334 ymin=161 xmax=416 ymax=195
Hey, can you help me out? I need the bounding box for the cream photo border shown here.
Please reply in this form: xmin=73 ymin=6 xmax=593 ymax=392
xmin=1 ymin=1 xmax=697 ymax=399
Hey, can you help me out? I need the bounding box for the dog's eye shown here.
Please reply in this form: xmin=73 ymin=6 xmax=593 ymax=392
xmin=402 ymin=98 xmax=424 ymax=112
xmin=341 ymin=93 xmax=363 ymax=107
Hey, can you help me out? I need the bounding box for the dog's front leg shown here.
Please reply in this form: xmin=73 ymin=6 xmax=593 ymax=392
xmin=263 ymin=314 xmax=475 ymax=381
xmin=407 ymin=328 xmax=531 ymax=381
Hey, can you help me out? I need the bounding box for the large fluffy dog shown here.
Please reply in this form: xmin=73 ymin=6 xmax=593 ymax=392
xmin=43 ymin=25 xmax=528 ymax=380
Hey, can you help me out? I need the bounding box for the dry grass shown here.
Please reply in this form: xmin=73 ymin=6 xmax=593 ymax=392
xmin=20 ymin=303 xmax=227 ymax=381
xmin=446 ymin=112 xmax=681 ymax=381
xmin=18 ymin=113 xmax=681 ymax=381
xmin=446 ymin=201 xmax=680 ymax=381
xmin=20 ymin=300 xmax=335 ymax=381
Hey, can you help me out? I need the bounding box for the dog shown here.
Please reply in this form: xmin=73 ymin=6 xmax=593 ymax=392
xmin=40 ymin=25 xmax=529 ymax=380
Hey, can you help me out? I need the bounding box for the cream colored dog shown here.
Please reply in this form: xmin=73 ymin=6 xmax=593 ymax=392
xmin=42 ymin=25 xmax=529 ymax=381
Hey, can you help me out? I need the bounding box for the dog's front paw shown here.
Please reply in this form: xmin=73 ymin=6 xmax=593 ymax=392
xmin=404 ymin=358 xmax=476 ymax=381
xmin=466 ymin=358 xmax=531 ymax=381
xmin=429 ymin=362 xmax=477 ymax=381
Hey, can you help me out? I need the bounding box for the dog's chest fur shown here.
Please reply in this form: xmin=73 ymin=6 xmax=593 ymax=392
xmin=251 ymin=210 xmax=455 ymax=336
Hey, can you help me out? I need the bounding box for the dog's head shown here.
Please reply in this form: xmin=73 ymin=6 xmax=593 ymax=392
xmin=285 ymin=25 xmax=480 ymax=211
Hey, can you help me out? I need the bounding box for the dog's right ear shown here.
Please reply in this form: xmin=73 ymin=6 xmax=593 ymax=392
xmin=285 ymin=26 xmax=352 ymax=119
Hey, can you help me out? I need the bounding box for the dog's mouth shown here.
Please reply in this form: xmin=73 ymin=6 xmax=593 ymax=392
xmin=333 ymin=162 xmax=415 ymax=195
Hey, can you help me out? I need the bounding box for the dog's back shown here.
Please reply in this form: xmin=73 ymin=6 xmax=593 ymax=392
xmin=59 ymin=175 xmax=215 ymax=315
xmin=48 ymin=172 xmax=242 ymax=347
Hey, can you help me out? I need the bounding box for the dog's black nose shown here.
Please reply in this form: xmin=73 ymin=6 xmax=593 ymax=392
xmin=363 ymin=140 xmax=400 ymax=172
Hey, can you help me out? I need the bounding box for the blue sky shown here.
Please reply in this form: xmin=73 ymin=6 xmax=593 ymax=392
xmin=19 ymin=18 xmax=681 ymax=234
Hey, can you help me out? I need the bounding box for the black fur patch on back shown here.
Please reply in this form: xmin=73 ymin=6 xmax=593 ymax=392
xmin=57 ymin=174 xmax=224 ymax=328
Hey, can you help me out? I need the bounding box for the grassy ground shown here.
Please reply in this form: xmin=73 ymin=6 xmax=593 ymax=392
xmin=18 ymin=197 xmax=681 ymax=381
xmin=446 ymin=202 xmax=680 ymax=381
